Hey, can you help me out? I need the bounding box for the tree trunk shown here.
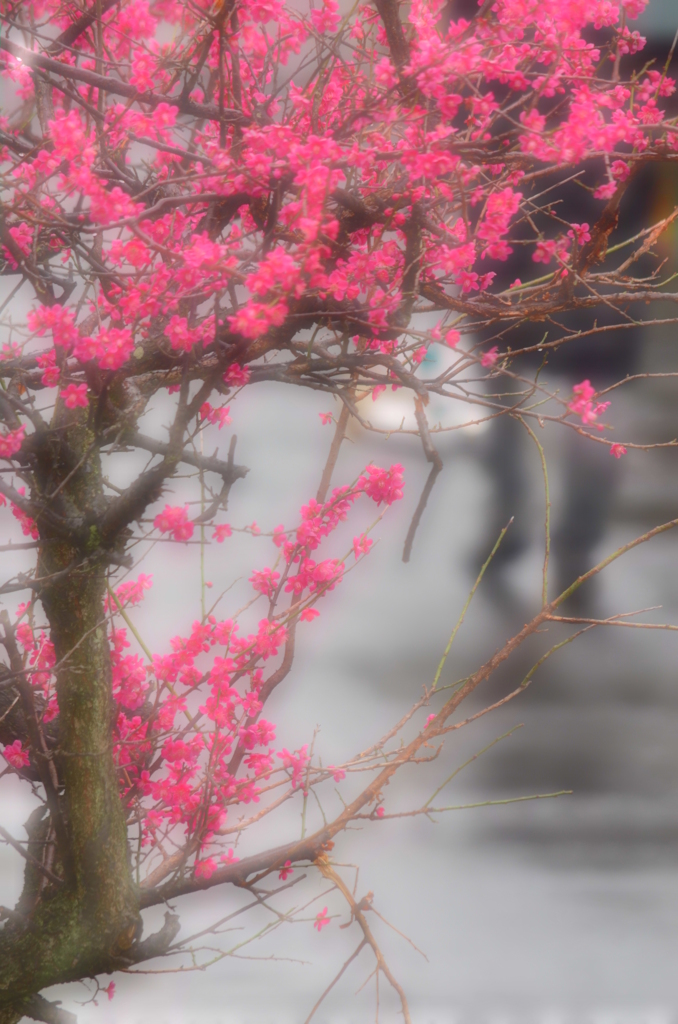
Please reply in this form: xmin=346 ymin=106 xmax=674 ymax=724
xmin=0 ymin=413 xmax=139 ymax=1007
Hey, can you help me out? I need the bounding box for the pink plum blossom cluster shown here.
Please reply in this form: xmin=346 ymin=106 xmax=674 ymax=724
xmin=0 ymin=0 xmax=668 ymax=406
xmin=123 ymin=464 xmax=400 ymax=873
xmin=568 ymin=379 xmax=611 ymax=428
xmin=0 ymin=464 xmax=404 ymax=877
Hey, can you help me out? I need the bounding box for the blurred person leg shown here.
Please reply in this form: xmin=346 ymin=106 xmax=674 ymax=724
xmin=472 ymin=390 xmax=533 ymax=594
xmin=552 ymin=424 xmax=619 ymax=611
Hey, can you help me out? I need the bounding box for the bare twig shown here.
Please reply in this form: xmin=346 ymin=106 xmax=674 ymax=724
xmin=316 ymin=396 xmax=352 ymax=503
xmin=303 ymin=940 xmax=367 ymax=1024
xmin=0 ymin=826 xmax=62 ymax=887
xmin=402 ymin=398 xmax=443 ymax=563
xmin=315 ymin=856 xmax=412 ymax=1024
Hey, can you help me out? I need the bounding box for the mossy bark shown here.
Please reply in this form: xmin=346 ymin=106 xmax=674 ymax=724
xmin=0 ymin=414 xmax=139 ymax=1009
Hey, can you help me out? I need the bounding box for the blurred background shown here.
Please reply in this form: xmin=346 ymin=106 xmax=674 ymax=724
xmin=2 ymin=2 xmax=678 ymax=1021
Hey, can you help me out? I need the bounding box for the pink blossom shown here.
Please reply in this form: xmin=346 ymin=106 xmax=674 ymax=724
xmin=376 ymin=806 xmax=385 ymax=818
xmin=621 ymin=0 xmax=648 ymax=17
xmin=374 ymin=57 xmax=398 ymax=89
xmin=213 ymin=524 xmax=233 ymax=542
xmin=228 ymin=300 xmax=287 ymax=339
xmin=278 ymin=744 xmax=309 ymax=788
xmin=166 ymin=315 xmax=200 ymax=353
xmin=194 ymin=857 xmax=217 ymax=879
xmin=2 ymin=223 xmax=33 ymax=270
xmin=2 ymin=54 xmax=34 ymax=100
xmin=113 ymin=646 xmax=149 ymax=710
xmin=183 ymin=233 xmax=226 ymax=271
xmin=130 ymin=51 xmax=158 ymax=92
xmin=2 ymin=739 xmax=29 ymax=769
xmin=241 ymin=718 xmax=277 ymax=749
xmin=285 ymin=557 xmax=344 ymax=596
xmin=319 ymin=412 xmax=333 ymax=425
xmin=109 ymin=236 xmax=152 ymax=268
xmin=594 ymin=182 xmax=617 ymax=200
xmin=300 ymin=607 xmax=320 ymax=622
xmin=253 ymin=619 xmax=287 ymax=660
xmin=60 ymin=383 xmax=89 ymax=409
xmin=247 ymin=248 xmax=301 ymax=296
xmin=278 ymin=859 xmax=293 ymax=880
xmin=568 ymin=380 xmax=610 ymax=426
xmin=0 ymin=425 xmax=25 ymax=459
xmin=610 ymin=444 xmax=627 ymax=458
xmin=457 ymin=270 xmax=481 ymax=293
xmin=49 ymin=110 xmax=89 ymax=161
xmin=89 ymin=186 xmax=139 ymax=226
xmin=314 ymin=907 xmax=331 ymax=931
xmin=358 ymin=464 xmax=404 ymax=506
xmin=611 ymin=160 xmax=630 ymax=181
xmin=617 ymin=26 xmax=645 ymax=55
xmin=481 ymin=347 xmax=500 ymax=368
xmin=37 ymin=350 xmax=60 ymax=387
xmin=532 ymin=239 xmax=558 ymax=264
xmin=445 ymin=329 xmax=460 ymax=347
xmin=154 ymin=505 xmax=194 ymax=541
xmin=105 ymin=982 xmax=116 ymax=1002
xmin=250 ymin=567 xmax=281 ymax=598
xmin=327 ymin=765 xmax=346 ymax=782
xmin=72 ymin=335 xmax=104 ymax=364
xmin=200 ymin=402 xmax=232 ymax=429
xmin=96 ymin=326 xmax=135 ymax=370
xmin=162 ymin=736 xmax=202 ymax=764
xmin=435 ymin=242 xmax=475 ymax=277
xmin=12 ymin=499 xmax=38 ymax=540
xmin=224 ymin=364 xmax=251 ymax=388
xmin=110 ymin=574 xmax=152 ymax=609
xmin=27 ymin=305 xmax=78 ymax=350
xmin=567 ymin=223 xmax=591 ymax=245
xmin=353 ymin=534 xmax=373 ymax=559
xmin=476 ymin=187 xmax=522 ymax=259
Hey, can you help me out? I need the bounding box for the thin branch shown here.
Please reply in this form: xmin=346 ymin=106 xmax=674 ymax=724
xmin=402 ymin=397 xmax=443 ymax=563
xmin=316 ymin=396 xmax=352 ymax=503
xmin=49 ymin=0 xmax=121 ymax=52
xmin=0 ymin=612 xmax=70 ymax=874
xmin=0 ymin=826 xmax=62 ymax=887
xmin=22 ymin=994 xmax=77 ymax=1024
xmin=424 ymin=726 xmax=523 ymax=809
xmin=315 ymin=856 xmax=412 ymax=1024
xmin=303 ymin=940 xmax=367 ymax=1024
xmin=371 ymin=791 xmax=573 ymax=818
xmin=431 ymin=519 xmax=512 ymax=689
xmin=0 ymin=38 xmax=249 ymax=127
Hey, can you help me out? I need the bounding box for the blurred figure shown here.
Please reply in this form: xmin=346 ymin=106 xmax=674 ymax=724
xmin=473 ymin=158 xmax=677 ymax=609
xmin=477 ymin=380 xmax=622 ymax=609
xmin=439 ymin=1 xmax=678 ymax=608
